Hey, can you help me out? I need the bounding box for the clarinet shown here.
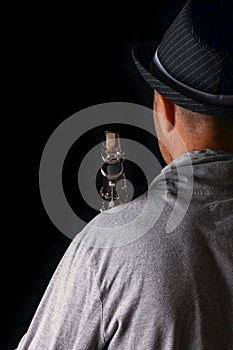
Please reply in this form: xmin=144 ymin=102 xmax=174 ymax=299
xmin=99 ymin=131 xmax=128 ymax=212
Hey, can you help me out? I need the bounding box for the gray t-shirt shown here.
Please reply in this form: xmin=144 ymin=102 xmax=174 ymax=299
xmin=15 ymin=149 xmax=233 ymax=349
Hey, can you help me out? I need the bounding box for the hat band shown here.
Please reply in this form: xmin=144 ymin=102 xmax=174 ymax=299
xmin=151 ymin=47 xmax=233 ymax=106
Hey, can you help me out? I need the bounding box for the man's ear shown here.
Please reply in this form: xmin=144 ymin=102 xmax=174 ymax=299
xmin=154 ymin=91 xmax=175 ymax=131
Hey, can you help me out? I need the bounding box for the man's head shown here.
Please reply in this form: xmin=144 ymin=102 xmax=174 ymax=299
xmin=153 ymin=90 xmax=233 ymax=164
xmin=133 ymin=0 xmax=233 ymax=151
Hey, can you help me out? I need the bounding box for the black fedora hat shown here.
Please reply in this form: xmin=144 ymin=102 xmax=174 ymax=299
xmin=132 ymin=0 xmax=233 ymax=117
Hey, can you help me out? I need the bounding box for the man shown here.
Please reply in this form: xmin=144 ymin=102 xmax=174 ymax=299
xmin=15 ymin=0 xmax=233 ymax=349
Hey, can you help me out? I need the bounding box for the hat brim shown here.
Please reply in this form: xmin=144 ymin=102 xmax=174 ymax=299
xmin=132 ymin=45 xmax=233 ymax=117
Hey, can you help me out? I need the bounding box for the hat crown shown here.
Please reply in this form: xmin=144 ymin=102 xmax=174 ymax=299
xmin=157 ymin=0 xmax=233 ymax=95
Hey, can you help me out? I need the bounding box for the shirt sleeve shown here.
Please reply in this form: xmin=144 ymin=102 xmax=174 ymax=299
xmin=14 ymin=237 xmax=106 ymax=350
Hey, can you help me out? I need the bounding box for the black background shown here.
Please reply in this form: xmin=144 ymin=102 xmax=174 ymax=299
xmin=10 ymin=1 xmax=186 ymax=349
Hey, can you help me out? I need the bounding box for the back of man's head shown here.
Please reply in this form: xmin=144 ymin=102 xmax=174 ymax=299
xmin=153 ymin=91 xmax=233 ymax=164
xmin=175 ymin=104 xmax=233 ymax=140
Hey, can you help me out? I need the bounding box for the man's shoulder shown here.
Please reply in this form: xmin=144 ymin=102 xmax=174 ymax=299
xmin=73 ymin=189 xmax=166 ymax=251
xmin=73 ymin=186 xmax=203 ymax=253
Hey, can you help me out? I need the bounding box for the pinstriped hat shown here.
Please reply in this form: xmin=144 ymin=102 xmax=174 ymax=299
xmin=132 ymin=0 xmax=233 ymax=117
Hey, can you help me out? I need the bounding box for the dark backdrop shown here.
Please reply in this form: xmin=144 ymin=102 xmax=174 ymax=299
xmin=9 ymin=1 xmax=186 ymax=349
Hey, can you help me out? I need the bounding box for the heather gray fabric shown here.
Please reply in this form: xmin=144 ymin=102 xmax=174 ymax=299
xmin=15 ymin=149 xmax=233 ymax=349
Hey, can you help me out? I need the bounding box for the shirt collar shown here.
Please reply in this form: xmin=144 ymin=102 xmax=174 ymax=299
xmin=149 ymin=148 xmax=233 ymax=195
